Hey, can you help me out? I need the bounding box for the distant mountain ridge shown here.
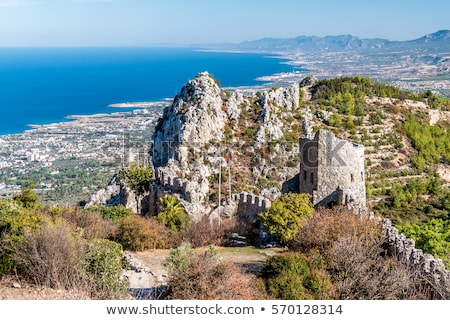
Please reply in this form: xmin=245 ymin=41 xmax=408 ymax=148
xmin=217 ymin=30 xmax=450 ymax=53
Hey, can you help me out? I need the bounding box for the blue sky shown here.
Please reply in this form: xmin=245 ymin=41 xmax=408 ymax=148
xmin=0 ymin=0 xmax=449 ymax=46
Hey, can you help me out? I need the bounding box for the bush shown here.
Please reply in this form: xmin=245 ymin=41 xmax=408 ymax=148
xmin=119 ymin=163 xmax=153 ymax=196
xmin=164 ymin=244 xmax=261 ymax=299
xmin=177 ymin=215 xmax=237 ymax=247
xmin=13 ymin=180 xmax=39 ymax=210
xmin=51 ymin=206 xmax=118 ymax=240
xmin=290 ymin=205 xmax=382 ymax=254
xmin=13 ymin=218 xmax=86 ymax=289
xmin=399 ymin=218 xmax=450 ymax=268
xmin=327 ymin=236 xmax=425 ymax=299
xmin=259 ymin=193 xmax=314 ymax=243
xmin=0 ymin=209 xmax=45 ymax=276
xmin=116 ymin=215 xmax=170 ymax=251
xmin=84 ymin=205 xmax=132 ymax=222
xmin=83 ymin=239 xmax=129 ymax=299
xmin=261 ymin=253 xmax=333 ymax=299
xmin=156 ymin=195 xmax=189 ymax=232
xmin=0 ymin=198 xmax=22 ymax=226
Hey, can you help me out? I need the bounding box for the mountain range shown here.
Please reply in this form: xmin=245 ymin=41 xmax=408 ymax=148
xmin=211 ymin=30 xmax=450 ymax=53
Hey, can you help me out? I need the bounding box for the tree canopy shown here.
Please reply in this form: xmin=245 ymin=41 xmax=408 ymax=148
xmin=259 ymin=193 xmax=314 ymax=243
xmin=118 ymin=162 xmax=153 ymax=196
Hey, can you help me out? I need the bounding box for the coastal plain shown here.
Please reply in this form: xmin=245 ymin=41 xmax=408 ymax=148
xmin=0 ymin=106 xmax=164 ymax=203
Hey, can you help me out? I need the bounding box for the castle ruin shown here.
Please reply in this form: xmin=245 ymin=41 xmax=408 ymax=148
xmin=299 ymin=129 xmax=366 ymax=213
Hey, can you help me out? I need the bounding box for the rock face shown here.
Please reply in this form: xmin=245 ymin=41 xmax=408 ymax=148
xmin=152 ymin=72 xmax=227 ymax=167
xmin=85 ymin=176 xmax=120 ymax=207
xmin=151 ymin=72 xmax=228 ymax=219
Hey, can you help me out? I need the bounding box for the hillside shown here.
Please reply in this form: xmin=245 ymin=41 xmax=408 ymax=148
xmin=148 ymin=73 xmax=450 ymax=222
xmin=149 ymin=72 xmax=303 ymax=219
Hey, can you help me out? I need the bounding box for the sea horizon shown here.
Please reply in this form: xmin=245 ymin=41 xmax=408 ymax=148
xmin=0 ymin=47 xmax=298 ymax=136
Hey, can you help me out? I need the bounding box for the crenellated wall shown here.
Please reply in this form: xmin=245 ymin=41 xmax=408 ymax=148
xmin=233 ymin=192 xmax=271 ymax=224
xmin=382 ymin=218 xmax=450 ymax=294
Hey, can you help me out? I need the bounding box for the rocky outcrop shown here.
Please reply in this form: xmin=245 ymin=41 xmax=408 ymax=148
xmin=152 ymin=71 xmax=227 ymax=167
xmin=255 ymin=85 xmax=300 ymax=147
xmin=85 ymin=176 xmax=120 ymax=207
xmin=149 ymin=72 xmax=302 ymax=218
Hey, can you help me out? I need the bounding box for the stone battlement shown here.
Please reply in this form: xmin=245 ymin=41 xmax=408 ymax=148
xmin=382 ymin=218 xmax=450 ymax=293
xmin=232 ymin=192 xmax=271 ymax=210
xmin=232 ymin=192 xmax=271 ymax=225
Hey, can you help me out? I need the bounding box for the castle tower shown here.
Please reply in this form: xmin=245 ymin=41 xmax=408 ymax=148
xmin=299 ymin=130 xmax=366 ymax=213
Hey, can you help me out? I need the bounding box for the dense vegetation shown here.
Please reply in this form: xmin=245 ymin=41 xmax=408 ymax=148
xmin=0 ymin=159 xmax=115 ymax=204
xmin=311 ymin=76 xmax=450 ymax=110
xmin=258 ymin=193 xmax=314 ymax=243
xmin=0 ymin=182 xmax=237 ymax=298
xmin=1 ymin=179 xmax=448 ymax=299
xmin=404 ymin=113 xmax=450 ymax=169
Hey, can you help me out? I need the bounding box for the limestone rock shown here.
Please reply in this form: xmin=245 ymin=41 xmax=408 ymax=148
xmin=152 ymin=72 xmax=227 ymax=167
xmin=85 ymin=182 xmax=120 ymax=207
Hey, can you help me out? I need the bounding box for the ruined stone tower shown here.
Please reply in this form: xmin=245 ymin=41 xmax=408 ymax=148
xmin=299 ymin=129 xmax=366 ymax=213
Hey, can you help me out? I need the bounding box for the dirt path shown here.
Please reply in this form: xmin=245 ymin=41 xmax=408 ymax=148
xmin=125 ymin=246 xmax=284 ymax=290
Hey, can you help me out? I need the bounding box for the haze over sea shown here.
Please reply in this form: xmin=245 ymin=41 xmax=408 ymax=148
xmin=0 ymin=47 xmax=295 ymax=135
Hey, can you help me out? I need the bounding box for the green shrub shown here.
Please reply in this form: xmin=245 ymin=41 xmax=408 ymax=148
xmin=157 ymin=195 xmax=189 ymax=232
xmin=261 ymin=253 xmax=333 ymax=299
xmin=0 ymin=209 xmax=45 ymax=276
xmin=0 ymin=198 xmax=22 ymax=226
xmin=83 ymin=239 xmax=128 ymax=299
xmin=259 ymin=193 xmax=313 ymax=243
xmin=84 ymin=205 xmax=132 ymax=222
xmin=13 ymin=181 xmax=40 ymax=210
xmin=404 ymin=113 xmax=450 ymax=167
xmin=268 ymin=272 xmax=311 ymax=299
xmin=119 ymin=163 xmax=153 ymax=195
xmin=399 ymin=218 xmax=450 ymax=268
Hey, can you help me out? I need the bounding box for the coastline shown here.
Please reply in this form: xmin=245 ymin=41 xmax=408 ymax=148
xmin=0 ymin=101 xmax=170 ymax=138
xmin=108 ymin=100 xmax=172 ymax=109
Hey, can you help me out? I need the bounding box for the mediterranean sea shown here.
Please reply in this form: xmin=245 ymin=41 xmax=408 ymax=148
xmin=0 ymin=47 xmax=296 ymax=135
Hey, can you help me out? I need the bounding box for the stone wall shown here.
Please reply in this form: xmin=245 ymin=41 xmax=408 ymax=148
xmin=232 ymin=192 xmax=271 ymax=224
xmin=119 ymin=182 xmax=150 ymax=215
xmin=382 ymin=218 xmax=450 ymax=293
